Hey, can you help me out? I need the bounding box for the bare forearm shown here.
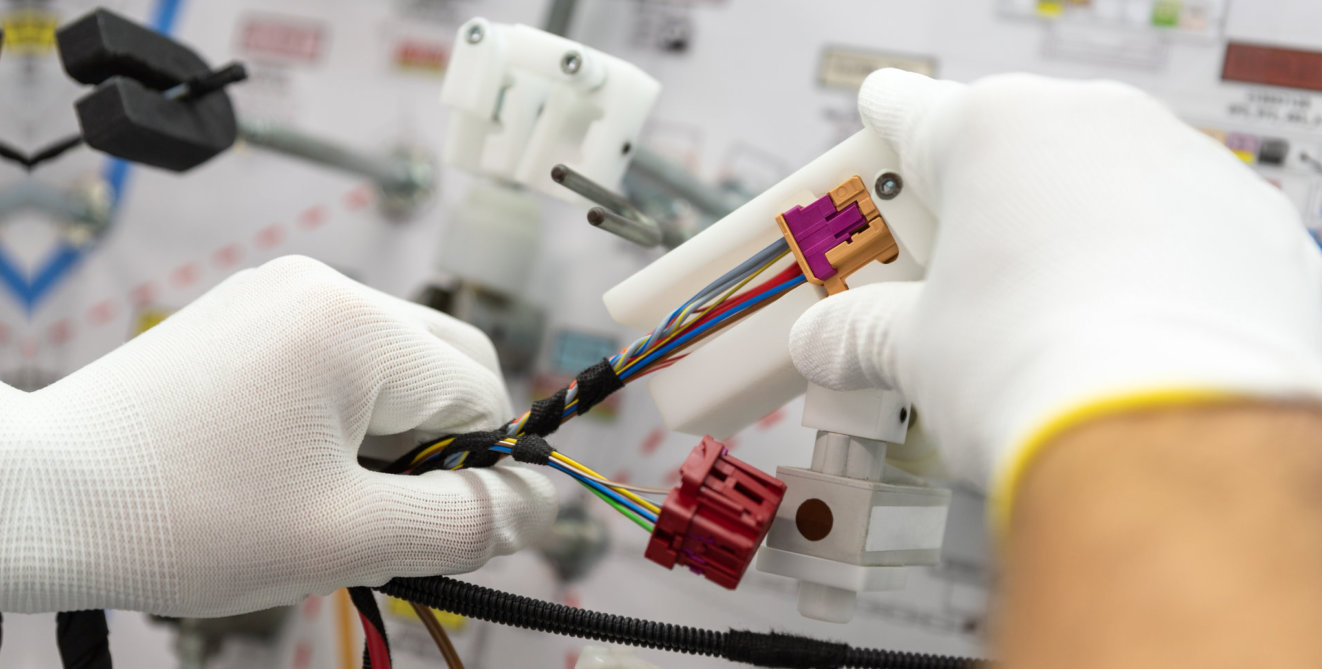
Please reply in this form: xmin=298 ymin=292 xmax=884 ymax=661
xmin=999 ymin=403 xmax=1322 ymax=669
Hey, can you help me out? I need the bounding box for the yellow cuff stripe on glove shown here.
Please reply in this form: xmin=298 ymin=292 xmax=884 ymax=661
xmin=989 ymin=388 xmax=1240 ymax=536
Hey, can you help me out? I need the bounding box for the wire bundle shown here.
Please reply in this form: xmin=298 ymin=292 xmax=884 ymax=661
xmin=394 ymin=238 xmax=807 ymax=530
xmin=610 ymin=236 xmax=799 ymax=383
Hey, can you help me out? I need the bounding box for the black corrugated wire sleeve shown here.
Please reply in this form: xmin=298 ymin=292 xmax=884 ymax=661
xmin=55 ymin=610 xmax=112 ymax=669
xmin=378 ymin=576 xmax=980 ymax=669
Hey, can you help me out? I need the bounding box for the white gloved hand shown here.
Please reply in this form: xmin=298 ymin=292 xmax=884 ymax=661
xmin=0 ymin=256 xmax=555 ymax=616
xmin=790 ymin=70 xmax=1322 ymax=522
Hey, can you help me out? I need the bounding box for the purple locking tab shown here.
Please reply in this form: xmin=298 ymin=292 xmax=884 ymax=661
xmin=780 ymin=194 xmax=868 ymax=280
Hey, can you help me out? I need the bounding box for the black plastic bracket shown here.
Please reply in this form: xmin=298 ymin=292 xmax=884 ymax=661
xmin=55 ymin=9 xmax=241 ymax=172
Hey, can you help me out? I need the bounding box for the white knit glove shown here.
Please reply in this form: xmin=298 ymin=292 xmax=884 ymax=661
xmin=0 ymin=256 xmax=555 ymax=616
xmin=790 ymin=70 xmax=1322 ymax=523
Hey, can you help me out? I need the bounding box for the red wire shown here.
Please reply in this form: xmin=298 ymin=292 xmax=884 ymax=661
xmin=628 ymin=264 xmax=805 ymax=378
xmin=359 ymin=612 xmax=392 ymax=669
xmin=632 ymin=353 xmax=688 ymax=379
xmin=686 ymin=264 xmax=804 ymax=332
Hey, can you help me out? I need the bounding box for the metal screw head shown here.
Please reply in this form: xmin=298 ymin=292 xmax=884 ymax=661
xmin=465 ymin=24 xmax=484 ymax=44
xmin=561 ymin=51 xmax=582 ymax=75
xmin=875 ymin=172 xmax=903 ymax=200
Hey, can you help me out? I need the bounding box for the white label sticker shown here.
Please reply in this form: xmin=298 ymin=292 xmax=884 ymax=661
xmin=817 ymin=47 xmax=936 ymax=90
xmin=865 ymin=505 xmax=948 ymax=552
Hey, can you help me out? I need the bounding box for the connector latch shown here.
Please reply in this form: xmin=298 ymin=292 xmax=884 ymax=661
xmin=776 ymin=175 xmax=899 ymax=294
xmin=644 ymin=436 xmax=786 ymax=589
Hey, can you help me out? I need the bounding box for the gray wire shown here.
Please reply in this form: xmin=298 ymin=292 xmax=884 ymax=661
xmin=635 ymin=237 xmax=790 ymax=357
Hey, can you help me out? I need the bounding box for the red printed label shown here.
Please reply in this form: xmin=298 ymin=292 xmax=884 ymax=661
xmin=239 ymin=14 xmax=325 ymax=63
xmin=1223 ymin=42 xmax=1322 ymax=93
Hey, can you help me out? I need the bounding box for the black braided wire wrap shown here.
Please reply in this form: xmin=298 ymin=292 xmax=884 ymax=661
xmin=572 ymin=358 xmax=623 ymax=416
xmin=55 ymin=610 xmax=111 ymax=669
xmin=378 ymin=576 xmax=979 ymax=669
xmin=381 ymin=359 xmax=623 ymax=475
xmin=411 ymin=429 xmax=504 ymax=474
xmin=349 ymin=585 xmax=390 ymax=668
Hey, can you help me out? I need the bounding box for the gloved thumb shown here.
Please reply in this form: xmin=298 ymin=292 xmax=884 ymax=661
xmin=857 ymin=68 xmax=965 ymax=210
xmin=790 ymin=281 xmax=923 ymax=394
xmin=355 ymin=465 xmax=557 ymax=582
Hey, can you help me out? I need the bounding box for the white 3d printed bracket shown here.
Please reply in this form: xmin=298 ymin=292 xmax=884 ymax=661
xmin=440 ymin=18 xmax=661 ymax=202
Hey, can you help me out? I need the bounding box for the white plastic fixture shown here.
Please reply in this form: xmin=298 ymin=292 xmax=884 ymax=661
xmin=603 ymin=126 xmax=947 ymax=626
xmin=575 ymin=646 xmax=662 ymax=669
xmin=603 ymin=130 xmax=937 ymax=438
xmin=441 ymin=18 xmax=661 ymax=202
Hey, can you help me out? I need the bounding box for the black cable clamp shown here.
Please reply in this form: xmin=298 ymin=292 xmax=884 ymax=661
xmin=55 ymin=8 xmax=246 ymax=171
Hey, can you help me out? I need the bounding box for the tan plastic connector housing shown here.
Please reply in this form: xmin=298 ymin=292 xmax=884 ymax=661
xmin=775 ymin=175 xmax=899 ymax=295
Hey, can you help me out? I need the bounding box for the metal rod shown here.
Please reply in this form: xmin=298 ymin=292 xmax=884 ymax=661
xmin=238 ymin=118 xmax=435 ymax=217
xmin=628 ymin=146 xmax=742 ymax=219
xmin=587 ymin=206 xmax=661 ymax=247
xmin=0 ymin=182 xmax=109 ymax=229
xmin=541 ymin=0 xmax=578 ymax=36
xmin=239 ymin=119 xmax=409 ymax=188
xmin=550 ymin=163 xmax=654 ymax=222
xmin=163 ymin=62 xmax=249 ymax=101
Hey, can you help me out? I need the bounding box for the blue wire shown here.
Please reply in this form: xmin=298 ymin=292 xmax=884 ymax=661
xmin=554 ymin=461 xmax=658 ymax=523
xmin=620 ymin=275 xmax=807 ymax=382
xmin=488 ymin=444 xmax=657 ymax=522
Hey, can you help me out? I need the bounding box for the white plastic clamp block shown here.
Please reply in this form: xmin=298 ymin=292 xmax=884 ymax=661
xmin=436 ymin=181 xmax=543 ymax=295
xmin=604 ymin=130 xmax=937 ymax=438
xmin=441 ymin=18 xmax=661 ymax=202
xmin=765 ymin=466 xmax=950 ymax=567
xmin=756 ymin=546 xmax=907 ymax=623
xmin=575 ymin=646 xmax=662 ymax=669
xmin=803 ymin=383 xmax=910 ymax=442
xmin=757 ymin=460 xmax=949 ymax=623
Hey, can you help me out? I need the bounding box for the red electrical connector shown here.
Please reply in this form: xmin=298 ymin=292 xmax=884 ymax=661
xmin=644 ymin=436 xmax=787 ymax=589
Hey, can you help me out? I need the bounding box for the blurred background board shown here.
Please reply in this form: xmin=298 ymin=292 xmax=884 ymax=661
xmin=0 ymin=1 xmax=1317 ymax=667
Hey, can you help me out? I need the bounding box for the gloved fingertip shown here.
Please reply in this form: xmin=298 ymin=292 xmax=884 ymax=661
xmin=365 ymin=465 xmax=558 ymax=577
xmin=488 ymin=464 xmax=559 ymax=517
xmin=790 ymin=282 xmax=923 ymax=393
xmin=394 ymin=297 xmax=505 ymax=376
xmin=791 ymin=292 xmax=873 ymax=391
xmin=407 ymin=365 xmax=514 ymax=436
xmin=453 ymin=465 xmax=559 ymax=555
xmin=858 ymin=68 xmax=965 ymax=155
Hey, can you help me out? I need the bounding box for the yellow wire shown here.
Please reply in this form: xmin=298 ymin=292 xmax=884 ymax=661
xmin=552 ymin=451 xmax=661 ymax=515
xmin=408 ymin=428 xmax=659 ymax=518
xmin=473 ymin=439 xmax=658 ymax=515
xmin=411 ymin=436 xmax=457 ymax=466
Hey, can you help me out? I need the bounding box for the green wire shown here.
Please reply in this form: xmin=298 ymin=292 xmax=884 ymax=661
xmin=582 ymin=480 xmax=654 ymax=532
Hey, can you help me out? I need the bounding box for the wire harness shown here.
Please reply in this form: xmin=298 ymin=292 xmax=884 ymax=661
xmin=350 ymin=238 xmax=908 ymax=668
xmin=382 ymin=237 xmax=806 ymax=532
